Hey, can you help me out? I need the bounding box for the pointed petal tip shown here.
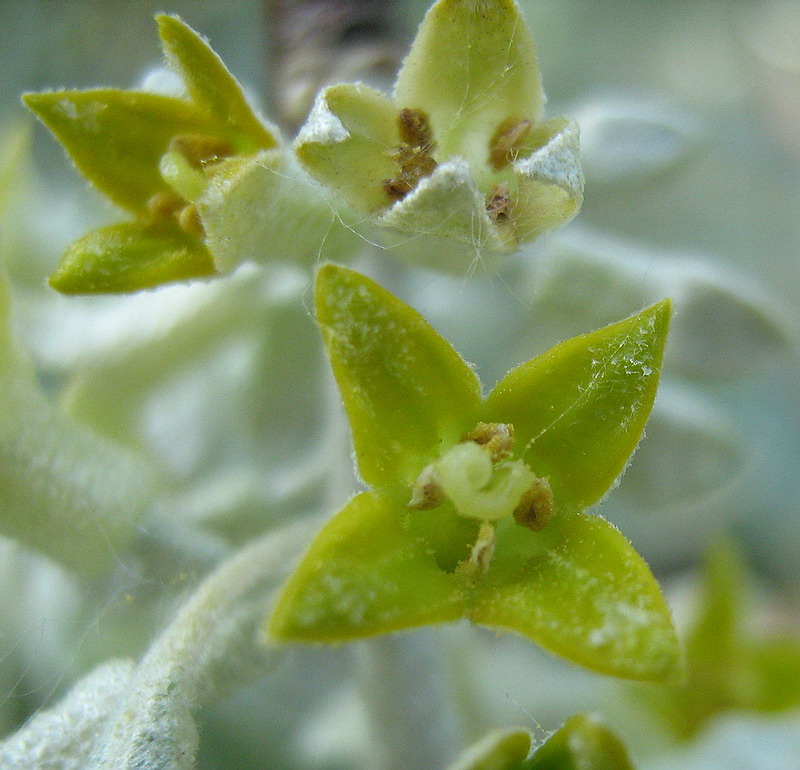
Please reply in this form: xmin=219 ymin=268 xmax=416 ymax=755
xmin=315 ymin=261 xmax=345 ymax=282
xmin=655 ymin=296 xmax=673 ymax=318
xmin=295 ymin=89 xmax=350 ymax=147
xmin=314 ymin=261 xmax=352 ymax=297
xmin=47 ymin=268 xmax=76 ymax=295
xmin=155 ymin=13 xmax=196 ymax=42
xmin=20 ymin=90 xmax=60 ymax=115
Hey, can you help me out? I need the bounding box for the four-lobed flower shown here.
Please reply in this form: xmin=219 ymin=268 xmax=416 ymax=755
xmin=23 ymin=15 xmax=278 ymax=292
xmin=295 ymin=0 xmax=584 ymax=269
xmin=23 ymin=17 xmax=357 ymax=293
xmin=267 ymin=264 xmax=681 ymax=682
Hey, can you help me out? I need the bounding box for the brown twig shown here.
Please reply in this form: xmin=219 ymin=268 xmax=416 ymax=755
xmin=264 ymin=0 xmax=411 ymax=130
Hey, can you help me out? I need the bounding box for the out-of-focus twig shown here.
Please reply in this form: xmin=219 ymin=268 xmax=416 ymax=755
xmin=265 ymin=0 xmax=410 ymax=130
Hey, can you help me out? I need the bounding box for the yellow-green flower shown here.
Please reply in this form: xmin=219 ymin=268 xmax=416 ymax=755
xmin=295 ymin=0 xmax=583 ymax=269
xmin=23 ymin=17 xmax=283 ymax=292
xmin=267 ymin=264 xmax=680 ymax=682
xmin=24 ymin=16 xmax=356 ymax=293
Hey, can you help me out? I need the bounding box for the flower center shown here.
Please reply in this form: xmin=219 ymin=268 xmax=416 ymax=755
xmin=380 ymin=109 xmax=531 ymax=228
xmin=408 ymin=422 xmax=554 ymax=577
xmin=151 ymin=133 xmax=234 ymax=238
xmin=435 ymin=440 xmax=534 ymax=522
xmin=409 ymin=422 xmax=554 ymax=526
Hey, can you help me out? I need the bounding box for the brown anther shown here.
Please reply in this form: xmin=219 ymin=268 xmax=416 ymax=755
xmin=394 ymin=145 xmax=438 ymax=177
xmin=178 ymin=203 xmax=205 ymax=238
xmin=383 ymin=177 xmax=414 ymax=201
xmin=462 ymin=422 xmax=515 ymax=462
xmin=147 ymin=191 xmax=185 ymax=221
xmin=169 ymin=133 xmax=234 ymax=169
xmin=488 ymin=117 xmax=531 ymax=170
xmin=512 ymin=477 xmax=555 ymax=532
xmin=486 ymin=183 xmax=512 ymax=223
xmin=456 ymin=521 xmax=496 ymax=579
xmin=408 ymin=464 xmax=446 ymax=510
xmin=398 ymin=107 xmax=434 ymax=149
xmin=383 ymin=109 xmax=438 ymax=202
xmin=383 ymin=146 xmax=438 ymax=202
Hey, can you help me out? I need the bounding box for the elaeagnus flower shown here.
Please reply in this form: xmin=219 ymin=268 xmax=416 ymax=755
xmin=294 ymin=0 xmax=584 ymax=270
xmin=267 ymin=264 xmax=680 ymax=682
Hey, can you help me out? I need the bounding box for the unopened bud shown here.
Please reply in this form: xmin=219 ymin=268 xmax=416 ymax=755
xmin=170 ymin=133 xmax=234 ymax=169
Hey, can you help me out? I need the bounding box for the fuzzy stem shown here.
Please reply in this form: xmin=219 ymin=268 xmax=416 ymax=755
xmin=132 ymin=518 xmax=316 ymax=706
xmin=94 ymin=517 xmax=317 ymax=767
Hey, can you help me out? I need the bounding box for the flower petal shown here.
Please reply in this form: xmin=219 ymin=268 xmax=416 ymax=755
xmin=22 ymin=90 xmax=217 ymax=214
xmin=156 ymin=15 xmax=277 ymax=151
xmin=49 ymin=222 xmax=216 ymax=294
xmin=267 ymin=492 xmax=466 ymax=642
xmin=377 ymin=158 xmax=510 ymax=265
xmin=395 ymin=0 xmax=543 ymax=165
xmin=295 ymin=83 xmax=400 ymax=214
xmin=484 ymin=300 xmax=671 ymax=515
xmin=511 ymin=119 xmax=584 ymax=244
xmin=469 ymin=513 xmax=681 ymax=681
xmin=315 ymin=264 xmax=482 ymax=489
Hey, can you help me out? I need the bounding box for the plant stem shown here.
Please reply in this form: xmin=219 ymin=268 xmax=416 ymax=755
xmin=358 ymin=629 xmax=463 ymax=770
xmin=94 ymin=517 xmax=317 ymax=767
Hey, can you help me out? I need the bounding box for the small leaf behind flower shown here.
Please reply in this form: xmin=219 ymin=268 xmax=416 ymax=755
xmin=50 ymin=222 xmax=216 ymax=294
